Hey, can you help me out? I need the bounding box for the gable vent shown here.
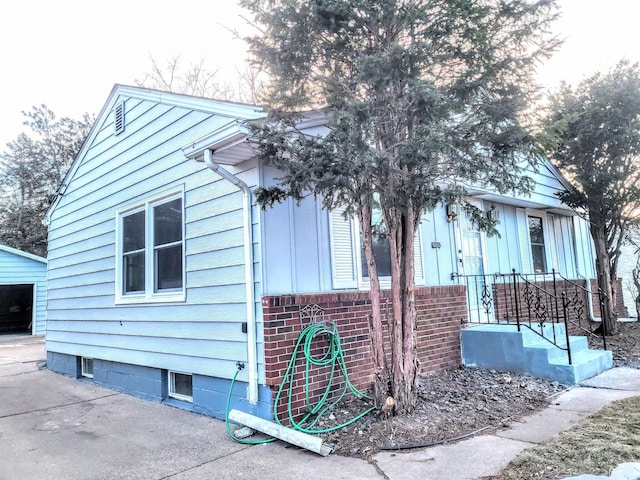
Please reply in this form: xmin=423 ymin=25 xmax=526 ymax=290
xmin=114 ymin=102 xmax=125 ymax=135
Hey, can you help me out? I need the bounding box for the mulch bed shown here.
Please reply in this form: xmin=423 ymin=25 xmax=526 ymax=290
xmin=318 ymin=320 xmax=640 ymax=460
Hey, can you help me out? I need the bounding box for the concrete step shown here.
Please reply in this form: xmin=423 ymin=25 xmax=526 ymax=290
xmin=520 ymin=323 xmax=568 ymax=346
xmin=461 ymin=323 xmax=612 ymax=385
xmin=525 ymin=336 xmax=588 ymax=362
xmin=537 ymin=348 xmax=613 ymax=385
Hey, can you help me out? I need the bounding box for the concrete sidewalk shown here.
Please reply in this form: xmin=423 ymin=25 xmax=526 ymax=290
xmin=373 ymin=368 xmax=640 ymax=479
xmin=1 ymin=335 xmax=639 ymax=480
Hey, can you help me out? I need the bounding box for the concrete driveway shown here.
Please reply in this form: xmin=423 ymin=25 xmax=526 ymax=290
xmin=0 ymin=336 xmax=378 ymax=480
xmin=4 ymin=335 xmax=640 ymax=480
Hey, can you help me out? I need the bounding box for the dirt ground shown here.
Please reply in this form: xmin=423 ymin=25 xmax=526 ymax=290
xmin=593 ymin=320 xmax=640 ymax=369
xmin=320 ymin=320 xmax=640 ymax=460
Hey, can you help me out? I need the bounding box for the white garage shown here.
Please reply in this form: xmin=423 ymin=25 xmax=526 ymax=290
xmin=0 ymin=245 xmax=47 ymax=335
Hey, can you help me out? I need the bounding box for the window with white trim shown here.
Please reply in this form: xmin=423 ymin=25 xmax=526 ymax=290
xmin=528 ymin=215 xmax=547 ymax=273
xmin=168 ymin=371 xmax=193 ymax=402
xmin=329 ymin=206 xmax=424 ymax=289
xmin=360 ymin=207 xmax=392 ymax=278
xmin=516 ymin=208 xmax=555 ymax=274
xmin=116 ymin=191 xmax=185 ymax=304
xmin=81 ymin=357 xmax=94 ymax=378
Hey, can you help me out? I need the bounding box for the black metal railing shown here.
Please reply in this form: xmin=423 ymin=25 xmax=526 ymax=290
xmin=554 ymin=271 xmax=607 ymax=351
xmin=452 ymin=269 xmax=608 ymax=365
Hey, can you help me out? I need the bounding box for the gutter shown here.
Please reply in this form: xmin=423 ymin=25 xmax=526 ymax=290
xmin=203 ymin=148 xmax=259 ymax=405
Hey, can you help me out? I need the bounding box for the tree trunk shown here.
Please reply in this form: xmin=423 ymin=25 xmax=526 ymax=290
xmin=385 ymin=206 xmax=419 ymax=414
xmin=399 ymin=206 xmax=418 ymax=413
xmin=590 ymin=222 xmax=618 ymax=335
xmin=359 ymin=200 xmax=389 ymax=404
xmin=632 ymin=262 xmax=640 ymax=319
xmin=361 ymin=197 xmax=419 ymax=414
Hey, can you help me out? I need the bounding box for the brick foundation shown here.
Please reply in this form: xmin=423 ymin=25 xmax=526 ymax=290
xmin=492 ymin=278 xmax=594 ymax=335
xmin=589 ymin=278 xmax=628 ymax=318
xmin=262 ymin=286 xmax=467 ymax=422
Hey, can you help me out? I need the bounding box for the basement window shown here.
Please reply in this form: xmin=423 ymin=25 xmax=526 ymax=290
xmin=168 ymin=371 xmax=193 ymax=402
xmin=81 ymin=357 xmax=94 ymax=378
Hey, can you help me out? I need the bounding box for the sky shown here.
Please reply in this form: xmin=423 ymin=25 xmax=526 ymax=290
xmin=1 ymin=0 xmax=640 ymax=150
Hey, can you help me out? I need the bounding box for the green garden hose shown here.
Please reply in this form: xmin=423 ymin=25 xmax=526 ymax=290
xmin=225 ymin=367 xmax=276 ymax=445
xmin=225 ymin=321 xmax=376 ymax=444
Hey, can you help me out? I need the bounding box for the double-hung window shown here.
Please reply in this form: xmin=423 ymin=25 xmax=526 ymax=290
xmin=116 ymin=191 xmax=185 ymax=303
xmin=516 ymin=208 xmax=556 ymax=275
xmin=360 ymin=207 xmax=392 ymax=278
xmin=329 ymin=204 xmax=424 ymax=289
xmin=528 ymin=215 xmax=547 ymax=273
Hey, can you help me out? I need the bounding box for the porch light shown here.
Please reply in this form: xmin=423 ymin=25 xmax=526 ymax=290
xmin=446 ymin=204 xmax=459 ymax=223
xmin=487 ymin=206 xmax=499 ymax=221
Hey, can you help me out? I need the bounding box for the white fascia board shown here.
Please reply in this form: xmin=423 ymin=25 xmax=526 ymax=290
xmin=182 ymin=121 xmax=254 ymax=162
xmin=539 ymin=156 xmax=574 ymax=192
xmin=433 ymin=179 xmax=574 ymax=214
xmin=114 ymin=85 xmax=266 ymax=120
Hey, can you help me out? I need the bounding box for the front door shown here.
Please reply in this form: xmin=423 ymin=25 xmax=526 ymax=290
xmin=456 ymin=202 xmax=493 ymax=322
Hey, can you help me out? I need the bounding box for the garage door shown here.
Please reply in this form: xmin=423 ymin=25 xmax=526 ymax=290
xmin=0 ymin=285 xmax=34 ymax=334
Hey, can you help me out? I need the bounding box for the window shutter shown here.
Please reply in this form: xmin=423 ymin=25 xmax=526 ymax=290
xmin=414 ymin=224 xmax=425 ymax=285
xmin=329 ymin=206 xmax=359 ymax=289
xmin=516 ymin=208 xmax=533 ymax=274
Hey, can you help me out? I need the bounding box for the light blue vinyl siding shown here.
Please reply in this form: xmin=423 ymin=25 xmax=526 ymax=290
xmin=261 ymin=174 xmax=593 ymax=294
xmin=470 ymin=160 xmax=570 ymax=210
xmin=47 ymin=94 xmax=263 ymax=384
xmin=484 ymin=204 xmax=521 ymax=274
xmin=0 ymin=248 xmax=47 ymax=334
xmin=262 ymin=202 xmax=590 ymax=294
xmin=260 ymin=165 xmax=331 ymax=294
xmin=484 ymin=204 xmax=581 ymax=277
xmin=421 ymin=208 xmax=457 ymax=286
xmin=573 ymin=215 xmax=597 ymax=279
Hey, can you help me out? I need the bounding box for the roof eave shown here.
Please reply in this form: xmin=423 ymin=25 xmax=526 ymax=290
xmin=182 ymin=121 xmax=259 ymax=166
xmin=0 ymin=244 xmax=47 ymax=263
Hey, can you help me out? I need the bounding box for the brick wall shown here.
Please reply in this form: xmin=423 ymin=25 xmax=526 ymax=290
xmin=262 ymin=285 xmax=467 ymax=423
xmin=589 ymin=278 xmax=628 ymax=318
xmin=492 ymin=278 xmax=594 ymax=335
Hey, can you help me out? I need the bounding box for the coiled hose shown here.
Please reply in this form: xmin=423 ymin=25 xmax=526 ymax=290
xmin=226 ymin=321 xmax=376 ymax=444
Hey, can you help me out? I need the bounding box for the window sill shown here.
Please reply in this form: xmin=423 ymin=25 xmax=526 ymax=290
xmin=115 ymin=292 xmax=186 ymax=305
xmin=163 ymin=397 xmax=194 ymax=411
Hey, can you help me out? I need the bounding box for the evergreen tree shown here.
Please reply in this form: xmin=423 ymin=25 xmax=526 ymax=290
xmin=0 ymin=106 xmax=94 ymax=256
xmin=542 ymin=61 xmax=640 ymax=336
xmin=242 ymin=0 xmax=560 ymax=413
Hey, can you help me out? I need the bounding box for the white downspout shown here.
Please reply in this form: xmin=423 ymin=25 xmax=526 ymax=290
xmin=572 ymin=216 xmax=597 ymax=322
xmin=203 ymin=149 xmax=259 ymax=404
xmin=577 ymin=270 xmax=597 ymax=322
